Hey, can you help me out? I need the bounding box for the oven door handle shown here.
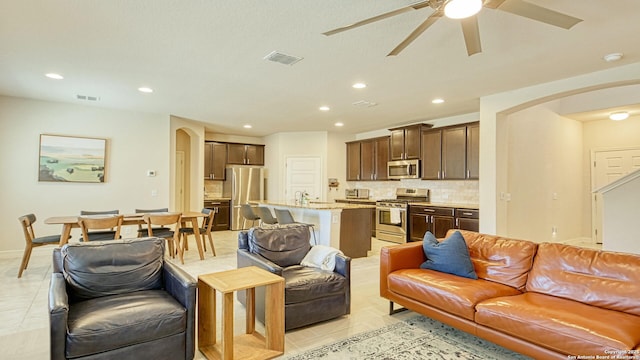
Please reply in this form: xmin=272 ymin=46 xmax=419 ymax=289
xmin=376 ymin=207 xmax=407 ymax=211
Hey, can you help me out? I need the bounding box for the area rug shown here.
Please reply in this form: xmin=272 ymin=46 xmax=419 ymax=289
xmin=283 ymin=315 xmax=531 ymax=360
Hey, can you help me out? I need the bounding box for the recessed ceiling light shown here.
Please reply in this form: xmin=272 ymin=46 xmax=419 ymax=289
xmin=243 ymin=124 xmax=252 ymax=129
xmin=352 ymin=83 xmax=367 ymax=89
xmin=432 ymin=98 xmax=445 ymax=104
xmin=603 ymin=53 xmax=623 ymax=62
xmin=319 ymin=106 xmax=331 ymax=111
xmin=138 ymin=87 xmax=153 ymax=93
xmin=609 ymin=112 xmax=629 ymax=121
xmin=45 ymin=73 xmax=64 ymax=80
xmin=334 ymin=122 xmax=344 ymax=127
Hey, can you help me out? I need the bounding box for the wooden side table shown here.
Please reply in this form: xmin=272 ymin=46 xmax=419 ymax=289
xmin=198 ymin=266 xmax=285 ymax=360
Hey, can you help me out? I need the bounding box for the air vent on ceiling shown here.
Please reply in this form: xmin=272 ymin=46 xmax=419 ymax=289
xmin=263 ymin=51 xmax=303 ymax=66
xmin=76 ymin=94 xmax=100 ymax=101
xmin=352 ymin=100 xmax=378 ymax=107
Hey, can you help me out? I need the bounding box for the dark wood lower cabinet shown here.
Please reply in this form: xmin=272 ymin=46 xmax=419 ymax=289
xmin=409 ymin=205 xmax=454 ymax=240
xmin=455 ymin=208 xmax=479 ymax=232
xmin=410 ymin=206 xmax=479 ymax=240
xmin=205 ymin=200 xmax=230 ymax=231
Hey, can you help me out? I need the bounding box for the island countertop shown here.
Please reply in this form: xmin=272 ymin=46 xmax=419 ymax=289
xmin=255 ymin=200 xmax=375 ymax=210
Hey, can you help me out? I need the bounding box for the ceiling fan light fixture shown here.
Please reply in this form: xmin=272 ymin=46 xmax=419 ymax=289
xmin=609 ymin=112 xmax=629 ymax=121
xmin=444 ymin=0 xmax=482 ymax=19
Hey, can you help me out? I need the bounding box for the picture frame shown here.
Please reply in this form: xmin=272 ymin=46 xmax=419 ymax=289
xmin=38 ymin=134 xmax=107 ymax=183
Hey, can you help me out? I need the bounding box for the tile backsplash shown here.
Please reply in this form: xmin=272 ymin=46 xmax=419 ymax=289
xmin=349 ymin=179 xmax=479 ymax=204
xmin=204 ymin=181 xmax=223 ymax=197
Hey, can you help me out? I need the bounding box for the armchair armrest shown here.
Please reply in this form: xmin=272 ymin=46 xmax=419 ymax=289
xmin=379 ymin=242 xmax=425 ymax=298
xmin=49 ymin=273 xmax=69 ymax=360
xmin=334 ymin=253 xmax=351 ymax=278
xmin=163 ymin=261 xmax=197 ymax=360
xmin=237 ymin=249 xmax=284 ymax=276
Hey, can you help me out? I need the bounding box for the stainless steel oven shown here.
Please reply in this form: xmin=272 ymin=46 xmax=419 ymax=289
xmin=376 ymin=202 xmax=408 ymax=243
xmin=375 ymin=188 xmax=429 ymax=244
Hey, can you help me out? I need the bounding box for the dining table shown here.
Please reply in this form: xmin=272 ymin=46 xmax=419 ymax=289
xmin=44 ymin=211 xmax=209 ymax=260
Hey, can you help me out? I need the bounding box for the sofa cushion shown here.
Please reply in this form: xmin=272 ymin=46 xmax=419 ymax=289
xmin=451 ymin=230 xmax=538 ymax=290
xmin=61 ymin=238 xmax=164 ymax=301
xmin=420 ymin=231 xmax=477 ymax=279
xmin=476 ymin=292 xmax=640 ymax=356
xmin=248 ymin=225 xmax=311 ymax=267
xmin=66 ymin=290 xmax=186 ymax=358
xmin=282 ymin=265 xmax=347 ymax=304
xmin=527 ymin=242 xmax=640 ymax=316
xmin=387 ymin=268 xmax=521 ymax=320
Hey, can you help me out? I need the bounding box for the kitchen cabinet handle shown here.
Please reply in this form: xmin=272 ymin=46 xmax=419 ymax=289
xmin=462 ymin=212 xmax=473 ymax=216
xmin=455 ymin=218 xmax=459 ymax=227
xmin=467 ymin=170 xmax=471 ymax=178
xmin=423 ymin=209 xmax=435 ymax=212
xmin=437 ymin=170 xmax=441 ymax=179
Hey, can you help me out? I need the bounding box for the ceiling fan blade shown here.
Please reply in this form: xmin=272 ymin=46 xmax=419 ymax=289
xmin=497 ymin=0 xmax=582 ymax=29
xmin=387 ymin=7 xmax=444 ymax=56
xmin=460 ymin=16 xmax=481 ymax=56
xmin=322 ymin=1 xmax=432 ymax=36
xmin=483 ymin=0 xmax=508 ymax=10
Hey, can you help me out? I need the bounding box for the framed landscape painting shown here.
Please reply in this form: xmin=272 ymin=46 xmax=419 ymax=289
xmin=38 ymin=134 xmax=107 ymax=183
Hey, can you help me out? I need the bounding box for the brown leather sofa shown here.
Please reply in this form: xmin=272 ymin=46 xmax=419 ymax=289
xmin=380 ymin=229 xmax=640 ymax=359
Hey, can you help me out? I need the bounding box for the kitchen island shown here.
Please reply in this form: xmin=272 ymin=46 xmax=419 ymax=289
xmin=255 ymin=201 xmax=374 ymax=258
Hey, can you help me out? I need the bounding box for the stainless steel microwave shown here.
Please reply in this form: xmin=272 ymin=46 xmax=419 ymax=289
xmin=388 ymin=159 xmax=420 ymax=179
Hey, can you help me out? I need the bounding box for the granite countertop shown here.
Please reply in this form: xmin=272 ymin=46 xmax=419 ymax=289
xmin=257 ymin=200 xmax=375 ymax=210
xmin=410 ymin=202 xmax=479 ymax=210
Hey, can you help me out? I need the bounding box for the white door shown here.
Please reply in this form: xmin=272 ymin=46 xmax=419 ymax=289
xmin=591 ymin=148 xmax=640 ymax=243
xmin=285 ymin=157 xmax=322 ymax=203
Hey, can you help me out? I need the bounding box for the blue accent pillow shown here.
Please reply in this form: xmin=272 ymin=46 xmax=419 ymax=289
xmin=420 ymin=231 xmax=478 ymax=279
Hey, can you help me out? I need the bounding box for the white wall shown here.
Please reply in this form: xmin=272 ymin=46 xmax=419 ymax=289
xmin=326 ymin=132 xmax=354 ymax=202
xmin=263 ymin=131 xmax=328 ymax=202
xmin=0 ymin=96 xmax=170 ymax=252
xmin=505 ymin=103 xmax=584 ymax=242
xmin=479 ymin=61 xmax=640 ymax=236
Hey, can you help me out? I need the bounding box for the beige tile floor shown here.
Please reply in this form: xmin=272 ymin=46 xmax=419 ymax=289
xmin=0 ymin=230 xmax=414 ymax=359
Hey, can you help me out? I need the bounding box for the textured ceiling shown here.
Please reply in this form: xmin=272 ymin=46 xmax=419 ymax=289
xmin=1 ymin=0 xmax=639 ymax=136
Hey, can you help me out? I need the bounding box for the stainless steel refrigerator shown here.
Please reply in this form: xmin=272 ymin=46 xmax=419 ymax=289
xmin=223 ymin=166 xmax=264 ymax=230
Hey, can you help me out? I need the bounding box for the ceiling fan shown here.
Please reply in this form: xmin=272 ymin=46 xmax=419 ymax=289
xmin=322 ymin=0 xmax=582 ymax=56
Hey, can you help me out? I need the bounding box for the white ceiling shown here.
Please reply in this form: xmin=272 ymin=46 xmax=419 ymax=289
xmin=1 ymin=0 xmax=639 ymax=136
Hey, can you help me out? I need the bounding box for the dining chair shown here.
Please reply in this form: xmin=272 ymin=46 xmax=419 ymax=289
xmin=143 ymin=212 xmax=183 ymax=263
xmin=17 ymin=214 xmax=64 ymax=278
xmin=240 ymin=204 xmax=261 ymax=229
xmin=78 ymin=215 xmax=124 ymax=241
xmin=80 ymin=210 xmax=120 ymax=240
xmin=135 ymin=208 xmax=170 ymax=237
xmin=255 ymin=206 xmax=278 ymax=226
xmin=179 ymin=208 xmax=217 ymax=257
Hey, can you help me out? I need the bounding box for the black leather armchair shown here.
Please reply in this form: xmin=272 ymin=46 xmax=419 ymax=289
xmin=237 ymin=224 xmax=351 ymax=330
xmin=49 ymin=237 xmax=197 ymax=360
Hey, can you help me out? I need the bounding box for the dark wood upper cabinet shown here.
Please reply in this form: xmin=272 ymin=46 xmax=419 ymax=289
xmin=390 ymin=124 xmax=429 ymax=160
xmin=346 ymin=136 xmax=390 ymax=181
xmin=226 ymin=144 xmax=264 ymax=165
xmin=204 ymin=142 xmax=227 ymax=180
xmin=442 ymin=126 xmax=467 ymax=180
xmin=421 ymin=130 xmax=442 ymax=180
xmin=466 ymin=123 xmax=480 ymax=179
xmin=420 ymin=122 xmax=479 ymax=180
xmin=374 ymin=137 xmax=390 ymax=181
xmin=346 ymin=141 xmax=362 ymax=181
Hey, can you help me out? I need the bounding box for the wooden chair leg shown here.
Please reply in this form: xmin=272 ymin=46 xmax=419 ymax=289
xmin=17 ymin=244 xmax=33 ymax=278
xmin=206 ymin=233 xmax=216 ymax=256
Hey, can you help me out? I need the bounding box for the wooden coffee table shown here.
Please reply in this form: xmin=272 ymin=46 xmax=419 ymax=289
xmin=198 ymin=266 xmax=285 ymax=360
